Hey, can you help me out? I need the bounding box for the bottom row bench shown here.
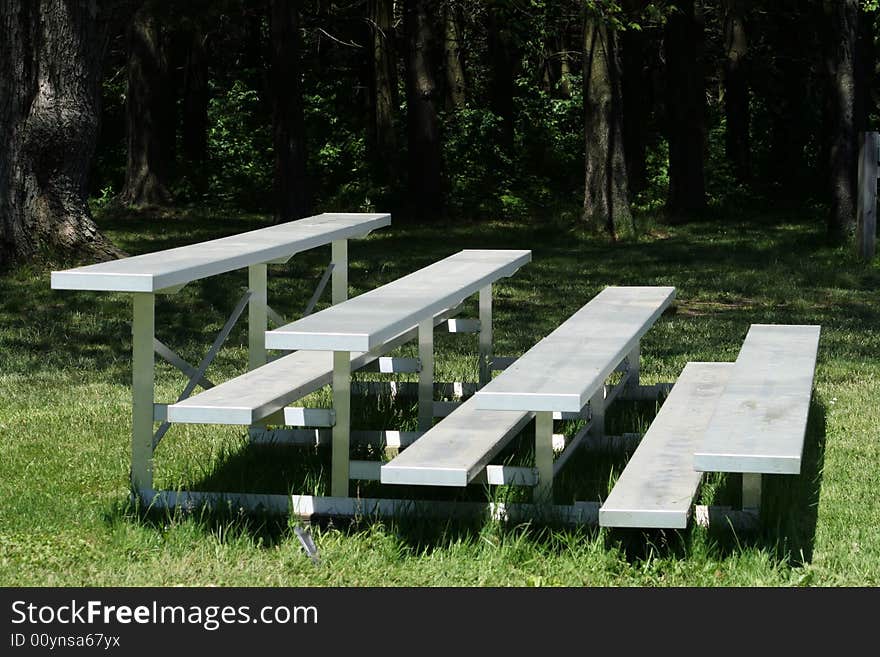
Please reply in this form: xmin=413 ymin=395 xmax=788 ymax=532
xmin=599 ymin=323 xmax=820 ymax=529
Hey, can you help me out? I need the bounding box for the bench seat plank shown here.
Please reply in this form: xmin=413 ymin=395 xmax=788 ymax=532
xmin=599 ymin=362 xmax=732 ymax=529
xmin=693 ymin=324 xmax=820 ymax=475
xmin=167 ymin=310 xmax=457 ymax=425
xmin=474 ymin=286 xmax=676 ymax=412
xmin=380 ymin=397 xmax=533 ymax=487
xmin=266 ymin=250 xmax=531 ymax=352
xmin=50 ymin=213 xmax=389 ymax=293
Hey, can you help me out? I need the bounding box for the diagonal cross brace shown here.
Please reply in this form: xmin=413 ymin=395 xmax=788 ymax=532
xmin=153 ymin=338 xmax=215 ymax=390
xmin=153 ymin=289 xmax=253 ymax=449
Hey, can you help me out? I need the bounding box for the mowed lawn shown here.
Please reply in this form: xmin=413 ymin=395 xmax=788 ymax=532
xmin=1 ymin=206 xmax=878 ymax=586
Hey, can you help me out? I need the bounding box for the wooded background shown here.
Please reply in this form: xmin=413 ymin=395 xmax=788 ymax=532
xmin=0 ymin=0 xmax=875 ymax=266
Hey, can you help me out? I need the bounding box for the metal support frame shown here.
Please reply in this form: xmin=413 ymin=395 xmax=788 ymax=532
xmin=152 ymin=290 xmax=252 ymax=449
xmin=589 ymin=387 xmax=606 ymax=439
xmin=418 ymin=319 xmax=435 ymax=431
xmin=742 ymin=473 xmax=762 ymax=510
xmin=479 ymin=284 xmax=492 ymax=387
xmin=534 ymin=411 xmax=554 ymax=503
xmin=627 ymin=341 xmax=640 ymax=389
xmin=248 ymin=264 xmax=267 ymax=370
xmin=331 ymin=350 xmax=351 ymax=497
xmin=131 ymin=293 xmax=155 ymax=493
xmin=331 ymin=240 xmax=348 ymax=304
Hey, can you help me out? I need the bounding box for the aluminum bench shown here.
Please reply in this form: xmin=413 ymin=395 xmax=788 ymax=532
xmin=382 ymin=286 xmax=676 ymax=500
xmin=259 ymin=249 xmax=532 ymax=497
xmin=51 ymin=212 xmax=391 ymax=496
xmin=598 ymin=362 xmax=732 ymax=529
xmin=693 ymin=324 xmax=821 ymax=509
xmin=600 ymin=323 xmax=820 ymax=529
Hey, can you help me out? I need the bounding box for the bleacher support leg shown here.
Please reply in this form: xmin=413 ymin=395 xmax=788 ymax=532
xmin=331 ymin=239 xmax=348 ymax=304
xmin=479 ymin=284 xmax=492 ymax=387
xmin=535 ymin=411 xmax=554 ymax=503
xmin=742 ymin=473 xmax=761 ymax=510
xmin=248 ymin=263 xmax=268 ymax=370
xmin=628 ymin=341 xmax=640 ymax=388
xmin=418 ymin=319 xmax=434 ymax=431
xmin=590 ymin=387 xmax=605 ymax=438
xmin=331 ymin=350 xmax=351 ymax=496
xmin=131 ymin=293 xmax=155 ymax=494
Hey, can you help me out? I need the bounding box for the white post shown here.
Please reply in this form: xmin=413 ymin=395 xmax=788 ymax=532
xmin=479 ymin=284 xmax=492 ymax=387
xmin=131 ymin=293 xmax=155 ymax=494
xmin=331 ymin=239 xmax=348 ymax=305
xmin=248 ymin=263 xmax=267 ymax=371
xmin=590 ymin=387 xmax=605 ymax=438
xmin=534 ymin=411 xmax=554 ymax=503
xmin=331 ymin=350 xmax=351 ymax=497
xmin=742 ymin=473 xmax=762 ymax=510
xmin=857 ymin=131 xmax=878 ymax=261
xmin=418 ymin=319 xmax=434 ymax=432
xmin=628 ymin=341 xmax=640 ymax=388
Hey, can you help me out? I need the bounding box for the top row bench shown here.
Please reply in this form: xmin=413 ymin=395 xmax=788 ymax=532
xmin=50 ymin=212 xmax=390 ymax=293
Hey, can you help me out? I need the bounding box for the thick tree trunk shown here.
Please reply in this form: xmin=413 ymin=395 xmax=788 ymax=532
xmin=404 ymin=0 xmax=444 ymax=214
xmin=769 ymin=1 xmax=810 ymax=198
xmin=824 ymin=0 xmax=859 ymax=242
xmin=621 ymin=22 xmax=648 ymax=195
xmin=723 ymin=0 xmax=750 ymax=181
xmin=369 ymin=0 xmax=398 ymax=181
xmin=487 ymin=7 xmax=516 ymax=149
xmin=118 ymin=2 xmax=174 ymax=207
xmin=0 ymin=0 xmax=123 ymax=267
xmin=443 ymin=1 xmax=466 ymax=109
xmin=665 ymin=0 xmax=706 ymax=217
xmin=269 ymin=0 xmax=309 ymax=222
xmin=582 ymin=17 xmax=631 ymax=236
xmin=182 ymin=26 xmax=209 ymax=167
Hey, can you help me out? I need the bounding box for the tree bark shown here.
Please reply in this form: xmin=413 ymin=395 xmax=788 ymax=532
xmin=404 ymin=0 xmax=444 ymax=214
xmin=487 ymin=6 xmax=516 ymax=149
xmin=824 ymin=0 xmax=859 ymax=242
xmin=269 ymin=0 xmax=309 ymax=222
xmin=582 ymin=16 xmax=631 ymax=236
xmin=443 ymin=1 xmax=466 ymax=109
xmin=368 ymin=0 xmax=398 ymax=182
xmin=621 ymin=18 xmax=649 ymax=195
xmin=118 ymin=1 xmax=174 ymax=207
xmin=723 ymin=0 xmax=750 ymax=181
xmin=665 ymin=0 xmax=706 ymax=217
xmin=0 ymin=0 xmax=123 ymax=268
xmin=181 ymin=25 xmax=209 ymax=167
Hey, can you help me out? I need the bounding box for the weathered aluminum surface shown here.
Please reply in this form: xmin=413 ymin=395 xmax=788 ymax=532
xmin=265 ymin=249 xmax=531 ymax=352
xmin=380 ymin=396 xmax=532 ymax=487
xmin=474 ymin=286 xmax=676 ymax=412
xmin=693 ymin=324 xmax=820 ymax=475
xmin=50 ymin=213 xmax=389 ymax=292
xmin=599 ymin=362 xmax=732 ymax=529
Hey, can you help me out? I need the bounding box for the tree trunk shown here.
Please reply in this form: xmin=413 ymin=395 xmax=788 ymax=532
xmin=443 ymin=1 xmax=466 ymax=109
xmin=487 ymin=7 xmax=516 ymax=149
xmin=558 ymin=34 xmax=573 ymax=98
xmin=118 ymin=2 xmax=174 ymax=207
xmin=723 ymin=0 xmax=750 ymax=181
xmin=665 ymin=0 xmax=706 ymax=217
xmin=582 ymin=16 xmax=631 ymax=236
xmin=824 ymin=0 xmax=859 ymax=242
xmin=369 ymin=0 xmax=398 ymax=182
xmin=404 ymin=0 xmax=444 ymax=214
xmin=621 ymin=19 xmax=649 ymax=195
xmin=269 ymin=0 xmax=309 ymax=222
xmin=182 ymin=26 xmax=209 ymax=167
xmin=0 ymin=0 xmax=123 ymax=268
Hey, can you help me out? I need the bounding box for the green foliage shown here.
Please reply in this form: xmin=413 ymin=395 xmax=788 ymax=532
xmin=203 ymin=80 xmax=273 ymax=209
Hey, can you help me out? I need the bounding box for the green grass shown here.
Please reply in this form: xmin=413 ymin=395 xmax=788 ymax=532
xmin=1 ymin=205 xmax=878 ymax=586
